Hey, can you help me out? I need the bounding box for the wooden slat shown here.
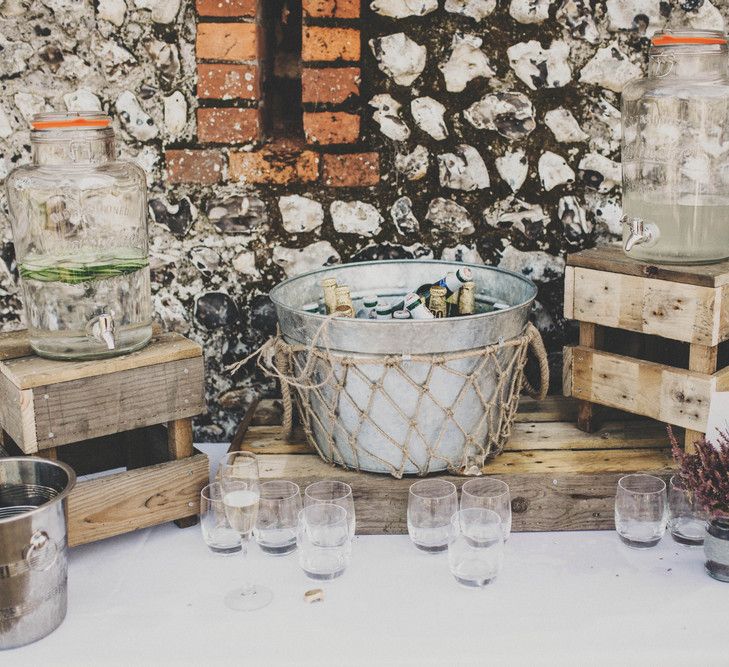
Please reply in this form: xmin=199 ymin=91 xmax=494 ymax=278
xmin=0 ymin=372 xmax=38 ymax=452
xmin=0 ymin=332 xmax=202 ymax=390
xmin=569 ymin=346 xmax=713 ymax=431
xmin=0 ymin=329 xmax=33 ymax=361
xmin=572 ymin=267 xmax=720 ymax=345
xmin=577 ymin=322 xmax=603 ymax=433
xmin=168 ymin=418 xmax=194 ymax=460
xmin=67 ymin=451 xmax=208 ymax=547
xmin=29 ymin=356 xmax=205 ymax=452
xmin=566 ymin=245 xmax=729 ymax=288
xmin=563 ymin=265 xmax=575 ymax=319
xmin=254 ymin=450 xmax=673 ymax=534
xmin=685 ymin=343 xmax=719 ymax=452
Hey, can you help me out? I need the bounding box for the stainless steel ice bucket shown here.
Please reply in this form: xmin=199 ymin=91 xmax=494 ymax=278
xmin=270 ymin=260 xmax=539 ymax=475
xmin=0 ymin=457 xmax=76 ymax=650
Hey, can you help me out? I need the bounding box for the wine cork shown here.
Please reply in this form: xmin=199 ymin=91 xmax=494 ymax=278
xmin=304 ymin=588 xmax=324 ymax=603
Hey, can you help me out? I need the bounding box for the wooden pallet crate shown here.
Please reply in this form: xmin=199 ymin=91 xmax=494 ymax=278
xmin=563 ymin=245 xmax=729 ymax=451
xmin=231 ymin=396 xmax=674 ymax=534
xmin=0 ymin=330 xmax=209 ymax=546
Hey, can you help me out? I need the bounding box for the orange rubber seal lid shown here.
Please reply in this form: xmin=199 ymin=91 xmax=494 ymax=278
xmin=31 ymin=118 xmax=111 ymax=130
xmin=653 ymin=35 xmax=727 ymax=46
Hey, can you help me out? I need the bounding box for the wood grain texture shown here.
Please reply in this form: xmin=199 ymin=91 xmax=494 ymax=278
xmin=0 ymin=332 xmax=201 ymax=390
xmin=563 ymin=265 xmax=575 ymax=320
xmin=571 ymin=267 xmax=720 ymax=345
xmin=67 ymin=451 xmax=208 ymax=546
xmin=168 ymin=418 xmax=194 ymax=460
xmin=569 ymin=346 xmax=712 ymax=431
xmin=0 ymin=329 xmax=33 ymax=361
xmin=0 ymin=372 xmax=38 ymax=452
xmin=576 ymin=322 xmax=603 ymax=433
xmin=30 ymin=356 xmax=205 ymax=451
xmin=684 ymin=343 xmax=718 ymax=452
xmin=566 ymin=246 xmax=729 ymax=288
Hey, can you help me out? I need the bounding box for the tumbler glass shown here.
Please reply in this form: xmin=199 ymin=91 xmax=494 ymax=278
xmin=255 ymin=480 xmax=302 ymax=556
xmin=407 ymin=479 xmax=458 ymax=553
xmin=460 ymin=478 xmax=512 ymax=540
xmin=615 ymin=474 xmax=667 ymax=548
xmin=448 ymin=508 xmax=504 ymax=588
xmin=304 ymin=480 xmax=356 ymax=538
xmin=200 ymin=482 xmax=242 ymax=555
xmin=668 ymin=475 xmax=707 ymax=546
xmin=297 ymin=504 xmax=352 ymax=580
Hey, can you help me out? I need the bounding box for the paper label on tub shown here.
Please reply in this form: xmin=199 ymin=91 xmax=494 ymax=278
xmin=705 ymin=391 xmax=729 ymax=445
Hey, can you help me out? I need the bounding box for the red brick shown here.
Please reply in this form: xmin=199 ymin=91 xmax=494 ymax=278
xmin=165 ymin=149 xmax=224 ymax=184
xmin=303 ymin=0 xmax=360 ymax=18
xmin=302 ymin=27 xmax=360 ymax=62
xmin=197 ymin=107 xmax=260 ymax=143
xmin=302 ymin=67 xmax=360 ymax=104
xmin=303 ymin=112 xmax=360 ymax=144
xmin=322 ymin=152 xmax=379 ymax=187
xmin=196 ymin=0 xmax=257 ymax=16
xmin=196 ymin=23 xmax=258 ymax=62
xmin=197 ymin=64 xmax=260 ymax=100
xmin=229 ymin=144 xmax=320 ymax=184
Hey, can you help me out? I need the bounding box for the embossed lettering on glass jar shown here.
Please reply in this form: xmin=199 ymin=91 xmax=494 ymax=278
xmin=5 ymin=112 xmax=152 ymax=359
xmin=621 ymin=30 xmax=729 ymax=264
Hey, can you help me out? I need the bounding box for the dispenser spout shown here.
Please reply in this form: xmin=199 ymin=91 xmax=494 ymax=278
xmin=88 ymin=313 xmax=116 ymax=350
xmin=623 ymin=217 xmax=654 ymax=253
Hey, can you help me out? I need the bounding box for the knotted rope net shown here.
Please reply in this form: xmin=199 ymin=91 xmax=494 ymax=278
xmin=234 ymin=321 xmax=548 ymax=479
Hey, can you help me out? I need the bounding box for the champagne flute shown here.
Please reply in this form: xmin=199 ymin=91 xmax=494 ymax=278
xmin=219 ymin=451 xmax=273 ymax=611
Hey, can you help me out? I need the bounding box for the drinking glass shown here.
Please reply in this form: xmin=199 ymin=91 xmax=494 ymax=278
xmin=219 ymin=451 xmax=273 ymax=611
xmin=304 ymin=481 xmax=356 ymax=538
xmin=615 ymin=474 xmax=667 ymax=548
xmin=407 ymin=479 xmax=458 ymax=553
xmin=200 ymin=482 xmax=242 ymax=555
xmin=255 ymin=480 xmax=302 ymax=555
xmin=460 ymin=478 xmax=512 ymax=540
xmin=448 ymin=508 xmax=504 ymax=588
xmin=297 ymin=504 xmax=352 ymax=580
xmin=668 ymin=475 xmax=707 ymax=546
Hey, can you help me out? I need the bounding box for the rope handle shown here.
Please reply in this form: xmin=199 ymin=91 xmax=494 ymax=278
xmin=521 ymin=322 xmax=549 ymax=401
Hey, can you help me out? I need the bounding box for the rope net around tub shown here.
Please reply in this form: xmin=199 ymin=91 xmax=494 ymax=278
xmin=256 ymin=322 xmax=548 ymax=479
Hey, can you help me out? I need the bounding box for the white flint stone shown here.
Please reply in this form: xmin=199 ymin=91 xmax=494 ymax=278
xmin=369 ymin=94 xmax=411 ymax=142
xmin=439 ymin=33 xmax=495 ymax=93
xmin=411 ymin=97 xmax=448 ymax=141
xmin=444 ymin=0 xmax=496 ymax=21
xmin=509 ymin=0 xmax=553 ymax=24
xmin=438 ymin=145 xmax=489 ymax=191
xmin=395 ymin=145 xmax=429 ymax=180
xmin=369 ymin=33 xmax=426 ymax=86
xmin=495 ymin=150 xmax=528 ymax=193
xmin=97 ymin=0 xmax=126 ymax=26
xmin=557 ymin=0 xmax=599 ymax=43
xmin=0 ymin=106 xmax=13 ymax=138
xmin=488 ymin=199 xmax=549 ymax=237
xmin=273 ymin=242 xmax=341 ymax=278
xmin=539 ymin=152 xmax=575 ymax=191
xmin=507 ymin=40 xmax=571 ymax=90
xmin=13 ymin=93 xmax=46 ymax=122
xmin=586 ymin=194 xmax=623 ymax=236
xmin=163 ymin=91 xmax=187 ymax=137
xmin=278 ymin=195 xmax=324 ymax=234
xmin=63 ymin=89 xmax=102 ymax=112
xmin=544 ymin=107 xmax=588 ymax=143
xmin=330 ymin=201 xmax=383 ymax=237
xmin=426 ymin=198 xmax=475 ymax=236
xmin=688 ymin=1 xmax=725 ymax=31
xmin=390 ymin=197 xmax=420 ymax=235
xmin=464 ymin=91 xmax=536 ymax=140
xmin=605 ymin=0 xmax=665 ymax=36
xmin=579 ymin=153 xmax=622 ymax=193
xmin=559 ymin=196 xmax=591 ymax=237
xmin=134 ymin=0 xmax=180 ymax=23
xmin=498 ymin=245 xmax=565 ymax=282
xmin=232 ymin=250 xmax=261 ymax=280
xmin=115 ymin=90 xmax=158 ymax=141
xmin=441 ymin=245 xmax=483 ymax=264
xmin=580 ymin=43 xmax=642 ymax=93
xmin=370 ymin=0 xmax=437 ymax=18
xmin=0 ymin=35 xmax=32 ymax=77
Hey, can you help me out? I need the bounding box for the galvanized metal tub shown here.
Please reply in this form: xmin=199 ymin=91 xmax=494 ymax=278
xmin=270 ymin=260 xmax=540 ymax=476
xmin=0 ymin=457 xmax=76 ymax=650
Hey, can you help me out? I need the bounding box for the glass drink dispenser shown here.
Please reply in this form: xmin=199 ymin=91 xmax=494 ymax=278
xmin=621 ymin=30 xmax=729 ymax=264
xmin=5 ymin=112 xmax=152 ymax=359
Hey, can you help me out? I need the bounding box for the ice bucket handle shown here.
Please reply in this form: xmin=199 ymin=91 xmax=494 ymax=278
xmin=24 ymin=530 xmax=58 ymax=572
xmin=522 ymin=323 xmax=549 ymax=401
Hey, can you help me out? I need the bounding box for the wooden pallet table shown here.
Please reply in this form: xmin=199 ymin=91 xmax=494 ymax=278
xmin=231 ymin=396 xmax=674 ymax=534
xmin=0 ymin=330 xmax=208 ymax=546
xmin=563 ymin=245 xmax=729 ymax=452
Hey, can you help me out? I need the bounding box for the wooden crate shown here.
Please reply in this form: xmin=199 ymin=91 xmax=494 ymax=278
xmin=563 ymin=246 xmax=729 ymax=451
xmin=0 ymin=330 xmax=208 ymax=546
xmin=231 ymin=396 xmax=674 ymax=534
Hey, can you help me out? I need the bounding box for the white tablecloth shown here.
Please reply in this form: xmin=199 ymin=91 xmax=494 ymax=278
xmin=8 ymin=444 xmax=729 ymax=666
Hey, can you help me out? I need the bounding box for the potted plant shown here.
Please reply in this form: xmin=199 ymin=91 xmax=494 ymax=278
xmin=670 ymin=429 xmax=729 ymax=582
